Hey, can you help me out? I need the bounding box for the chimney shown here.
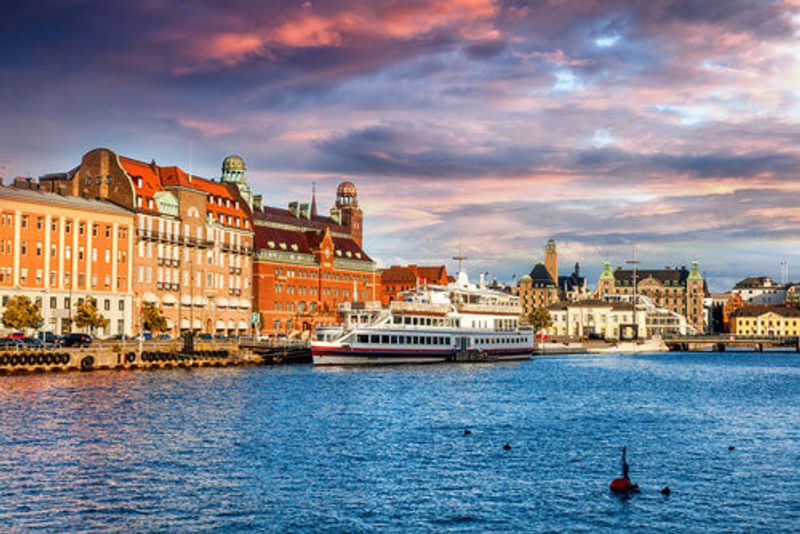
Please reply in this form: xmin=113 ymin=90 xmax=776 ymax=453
xmin=479 ymin=272 xmax=486 ymax=290
xmin=330 ymin=207 xmax=341 ymax=224
xmin=299 ymin=202 xmax=310 ymax=219
xmin=252 ymin=194 xmax=263 ymax=212
xmin=288 ymin=201 xmax=299 ymax=217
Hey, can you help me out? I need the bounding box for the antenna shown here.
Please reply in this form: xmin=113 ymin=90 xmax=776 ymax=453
xmin=781 ymin=260 xmax=789 ymax=285
xmin=452 ymin=237 xmax=468 ymax=273
xmin=188 ymin=140 xmax=193 ymax=183
xmin=626 ymin=246 xmax=640 ymax=307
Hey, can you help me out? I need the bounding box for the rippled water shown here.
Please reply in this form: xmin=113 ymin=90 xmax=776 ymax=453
xmin=1 ymin=352 xmax=799 ymax=532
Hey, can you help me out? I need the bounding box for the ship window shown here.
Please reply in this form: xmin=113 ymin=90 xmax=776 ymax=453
xmin=412 ymin=317 xmax=418 ymax=326
xmin=390 ymin=336 xmax=397 ymax=344
xmin=398 ymin=336 xmax=405 ymax=345
xmin=413 ymin=336 xmax=419 ymax=344
xmin=381 ymin=335 xmax=389 ymax=344
xmin=444 ymin=337 xmax=450 ymax=345
xmin=371 ymin=335 xmax=379 ymax=343
xmin=357 ymin=335 xmax=368 ymax=343
xmin=432 ymin=337 xmax=439 ymax=345
xmin=394 ymin=316 xmax=402 ymax=324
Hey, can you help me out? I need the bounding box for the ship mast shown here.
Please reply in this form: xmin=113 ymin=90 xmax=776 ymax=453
xmin=453 ymin=237 xmax=468 ymax=273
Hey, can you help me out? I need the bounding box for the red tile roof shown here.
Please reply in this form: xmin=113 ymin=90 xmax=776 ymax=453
xmin=118 ymin=156 xmax=249 ymax=229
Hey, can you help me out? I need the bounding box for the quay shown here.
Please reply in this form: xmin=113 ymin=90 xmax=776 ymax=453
xmin=0 ymin=340 xmax=311 ymax=375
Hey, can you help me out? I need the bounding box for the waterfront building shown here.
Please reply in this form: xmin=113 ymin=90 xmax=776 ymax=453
xmin=39 ymin=148 xmax=254 ymax=337
xmin=380 ymin=265 xmax=449 ymax=305
xmin=518 ymin=263 xmax=559 ymax=318
xmin=557 ymin=262 xmax=590 ymax=302
xmin=731 ymin=276 xmax=786 ymax=305
xmin=731 ymin=305 xmax=800 ymax=336
xmin=252 ymin=181 xmax=377 ymax=336
xmin=721 ymin=293 xmax=746 ymax=333
xmin=546 ymin=299 xmax=644 ymax=340
xmin=595 ymin=260 xmax=706 ymax=332
xmin=786 ymin=284 xmax=800 ymax=306
xmin=0 ymin=184 xmax=134 ymax=336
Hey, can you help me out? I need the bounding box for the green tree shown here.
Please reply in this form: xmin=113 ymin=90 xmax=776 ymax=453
xmin=1 ymin=295 xmax=43 ymax=331
xmin=74 ymin=297 xmax=109 ymax=334
xmin=142 ymin=302 xmax=168 ymax=334
xmin=528 ymin=306 xmax=553 ymax=334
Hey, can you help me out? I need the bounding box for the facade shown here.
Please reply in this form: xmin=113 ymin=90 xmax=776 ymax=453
xmin=595 ymin=260 xmax=706 ymax=332
xmin=721 ymin=293 xmax=746 ymax=333
xmin=557 ymin=263 xmax=590 ymax=302
xmin=731 ymin=276 xmax=786 ymax=305
xmin=731 ymin=305 xmax=800 ymax=336
xmin=39 ymin=148 xmax=254 ymax=337
xmin=252 ymin=181 xmax=377 ymax=335
xmin=380 ymin=264 xmax=449 ymax=305
xmin=786 ymin=284 xmax=800 ymax=306
xmin=547 ymin=299 xmax=645 ymax=341
xmin=518 ymin=263 xmax=559 ymax=320
xmin=0 ymin=185 xmax=134 ymax=336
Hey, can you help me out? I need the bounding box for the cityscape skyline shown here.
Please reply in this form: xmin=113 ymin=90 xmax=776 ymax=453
xmin=2 ymin=1 xmax=799 ymax=290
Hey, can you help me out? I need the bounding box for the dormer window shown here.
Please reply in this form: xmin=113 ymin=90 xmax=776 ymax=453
xmin=148 ymin=198 xmax=154 ymax=210
xmin=137 ymin=177 xmax=143 ymax=188
xmin=336 ymin=250 xmax=342 ymax=256
xmin=235 ymin=201 xmax=239 ymax=210
xmin=291 ymin=244 xmax=298 ymax=251
xmin=226 ymin=199 xmax=230 ymax=208
xmin=279 ymin=243 xmax=287 ymax=250
xmin=268 ymin=241 xmax=275 ymax=248
xmin=346 ymin=251 xmax=352 ymax=258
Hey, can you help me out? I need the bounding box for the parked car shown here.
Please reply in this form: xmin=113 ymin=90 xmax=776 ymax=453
xmin=199 ymin=333 xmax=213 ymax=340
xmin=21 ymin=338 xmax=43 ymax=348
xmin=37 ymin=331 xmax=61 ymax=347
xmin=276 ymin=334 xmax=288 ymax=340
xmin=111 ymin=334 xmax=131 ymax=340
xmin=158 ymin=334 xmax=171 ymax=340
xmin=215 ymin=334 xmax=227 ymax=340
xmin=7 ymin=332 xmax=25 ymax=340
xmin=61 ymin=333 xmax=92 ymax=348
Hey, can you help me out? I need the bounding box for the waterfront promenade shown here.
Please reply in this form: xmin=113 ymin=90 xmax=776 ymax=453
xmin=0 ymin=352 xmax=797 ymax=532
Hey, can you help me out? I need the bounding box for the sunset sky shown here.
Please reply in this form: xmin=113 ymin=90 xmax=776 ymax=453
xmin=2 ymin=1 xmax=799 ymax=290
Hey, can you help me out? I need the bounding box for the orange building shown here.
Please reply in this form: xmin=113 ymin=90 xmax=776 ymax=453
xmin=252 ymin=182 xmax=377 ymax=335
xmin=39 ymin=148 xmax=254 ymax=337
xmin=0 ymin=183 xmax=134 ymax=336
xmin=722 ymin=293 xmax=746 ymax=333
xmin=380 ymin=265 xmax=449 ymax=305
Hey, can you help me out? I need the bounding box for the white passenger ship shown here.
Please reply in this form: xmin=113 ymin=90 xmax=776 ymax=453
xmin=311 ymin=271 xmax=533 ymax=365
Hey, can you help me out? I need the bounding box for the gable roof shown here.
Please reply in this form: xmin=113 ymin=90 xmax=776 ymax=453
xmin=732 ymin=305 xmax=800 ymax=318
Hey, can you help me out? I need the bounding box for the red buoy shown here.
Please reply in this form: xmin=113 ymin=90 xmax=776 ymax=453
xmin=610 ymin=478 xmax=639 ymax=493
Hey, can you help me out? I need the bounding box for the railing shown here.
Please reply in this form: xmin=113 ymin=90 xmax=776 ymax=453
xmin=389 ymin=301 xmax=450 ymax=314
xmin=228 ymin=288 xmax=242 ymax=296
xmin=455 ymin=303 xmax=520 ymax=314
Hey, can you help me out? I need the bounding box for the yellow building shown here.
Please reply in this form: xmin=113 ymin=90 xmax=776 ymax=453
xmin=731 ymin=305 xmax=800 ymax=336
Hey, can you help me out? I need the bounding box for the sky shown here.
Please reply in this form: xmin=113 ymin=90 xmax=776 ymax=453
xmin=1 ymin=0 xmax=799 ymax=291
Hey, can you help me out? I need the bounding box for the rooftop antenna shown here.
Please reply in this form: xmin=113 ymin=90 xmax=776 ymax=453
xmin=781 ymin=260 xmax=789 ymax=285
xmin=626 ymin=245 xmax=640 ymax=307
xmin=188 ymin=140 xmax=193 ymax=183
xmin=453 ymin=237 xmax=468 ymax=273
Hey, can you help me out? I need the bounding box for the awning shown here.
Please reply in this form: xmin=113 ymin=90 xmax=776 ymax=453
xmin=239 ymin=299 xmax=250 ymax=309
xmin=227 ymin=320 xmax=236 ymax=329
xmin=193 ymin=319 xmax=202 ymax=329
xmin=217 ymin=297 xmax=229 ymax=308
xmin=237 ymin=320 xmax=248 ymax=330
xmin=162 ymin=294 xmax=177 ymax=305
xmin=166 ymin=319 xmax=175 ymax=328
xmin=193 ymin=295 xmax=207 ymax=307
xmin=180 ymin=295 xmax=192 ymax=306
xmin=143 ymin=293 xmax=158 ymax=304
xmin=180 ymin=318 xmax=190 ymax=328
xmin=215 ymin=320 xmax=225 ymax=330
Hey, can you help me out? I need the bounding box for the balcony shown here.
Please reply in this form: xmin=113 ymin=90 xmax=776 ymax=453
xmin=228 ymin=288 xmax=242 ymax=297
xmin=229 ymin=266 xmax=242 ymax=275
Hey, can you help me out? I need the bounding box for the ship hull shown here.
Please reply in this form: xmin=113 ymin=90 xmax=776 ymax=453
xmin=311 ymin=346 xmax=531 ymax=365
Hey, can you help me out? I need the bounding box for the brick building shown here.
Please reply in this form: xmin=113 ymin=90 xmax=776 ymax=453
xmin=380 ymin=265 xmax=449 ymax=305
xmin=595 ymin=260 xmax=707 ymax=332
xmin=0 ymin=185 xmax=134 ymax=336
xmin=252 ymin=181 xmax=377 ymax=335
xmin=39 ymin=148 xmax=254 ymax=337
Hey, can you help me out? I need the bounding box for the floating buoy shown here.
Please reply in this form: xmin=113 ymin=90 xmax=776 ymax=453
xmin=503 ymin=443 xmax=512 ymax=450
xmin=728 ymin=446 xmax=735 ymax=451
xmin=464 ymin=429 xmax=472 ymax=436
xmin=661 ymin=486 xmax=671 ymax=496
xmin=610 ymin=478 xmax=639 ymax=493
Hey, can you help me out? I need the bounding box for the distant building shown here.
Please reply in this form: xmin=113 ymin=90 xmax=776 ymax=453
xmin=547 ymin=299 xmax=644 ymax=340
xmin=721 ymin=293 xmax=746 ymax=333
xmin=0 ymin=185 xmax=134 ymax=336
xmin=595 ymin=260 xmax=706 ymax=333
xmin=731 ymin=305 xmax=800 ymax=336
xmin=251 ymin=181 xmax=377 ymax=335
xmin=557 ymin=262 xmax=590 ymax=302
xmin=732 ymin=276 xmax=786 ymax=305
xmin=380 ymin=265 xmax=449 ymax=305
xmin=518 ymin=263 xmax=559 ymax=319
xmin=786 ymin=284 xmax=800 ymax=306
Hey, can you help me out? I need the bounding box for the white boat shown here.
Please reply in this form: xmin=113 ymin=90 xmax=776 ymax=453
xmin=587 ymin=336 xmax=668 ymax=354
xmin=311 ymin=271 xmax=533 ymax=365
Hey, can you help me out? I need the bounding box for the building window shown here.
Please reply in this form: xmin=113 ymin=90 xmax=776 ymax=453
xmin=118 ymin=300 xmax=124 ymax=311
xmin=50 ymin=297 xmax=57 ymax=309
xmin=106 ymin=175 xmax=112 ymax=185
xmin=22 ymin=215 xmax=28 ymax=228
xmin=65 ymin=220 xmax=71 ymax=233
xmin=104 ymin=299 xmax=110 ymax=311
xmin=36 ymin=217 xmax=43 ymax=230
xmin=36 ymin=242 xmax=42 ymax=256
xmin=21 ymin=241 xmax=27 ymax=255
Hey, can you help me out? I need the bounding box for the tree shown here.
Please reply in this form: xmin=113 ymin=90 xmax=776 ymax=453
xmin=142 ymin=302 xmax=168 ymax=334
xmin=528 ymin=306 xmax=553 ymax=334
xmin=1 ymin=295 xmax=42 ymax=331
xmin=74 ymin=297 xmax=109 ymax=334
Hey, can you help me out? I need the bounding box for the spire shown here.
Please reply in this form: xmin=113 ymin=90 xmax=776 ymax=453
xmin=311 ymin=181 xmax=318 ymax=217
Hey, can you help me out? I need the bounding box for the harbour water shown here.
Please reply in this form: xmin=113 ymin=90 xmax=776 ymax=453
xmin=1 ymin=352 xmax=798 ymax=532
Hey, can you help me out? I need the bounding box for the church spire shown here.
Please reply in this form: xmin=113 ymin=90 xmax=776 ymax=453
xmin=311 ymin=181 xmax=318 ymax=217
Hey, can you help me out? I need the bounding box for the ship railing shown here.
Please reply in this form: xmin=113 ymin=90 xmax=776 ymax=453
xmin=456 ymin=303 xmax=520 ymax=314
xmin=389 ymin=301 xmax=450 ymax=314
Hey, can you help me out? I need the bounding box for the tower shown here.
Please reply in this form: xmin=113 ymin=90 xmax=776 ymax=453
xmin=221 ymin=155 xmax=253 ymax=210
xmin=545 ymin=239 xmax=558 ymax=284
xmin=597 ymin=260 xmax=616 ymax=296
xmin=686 ymin=260 xmax=705 ymax=332
xmin=334 ymin=181 xmax=363 ymax=247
